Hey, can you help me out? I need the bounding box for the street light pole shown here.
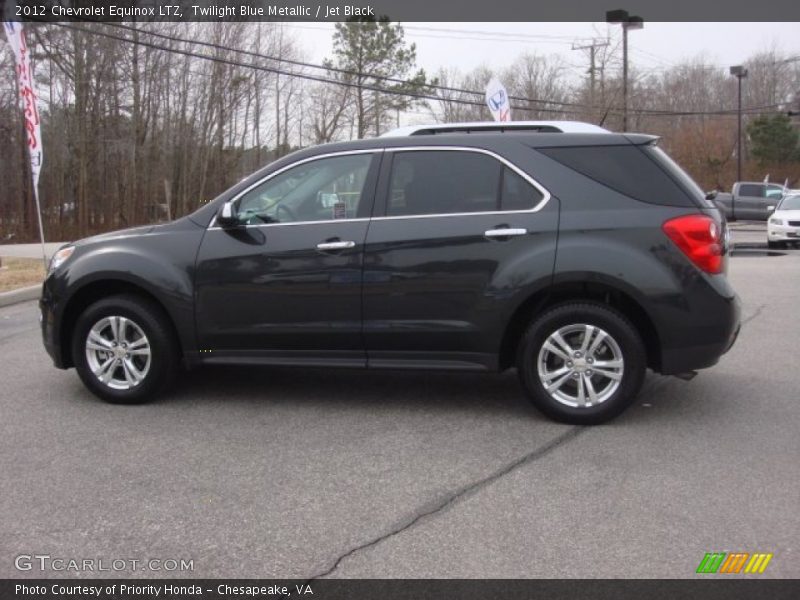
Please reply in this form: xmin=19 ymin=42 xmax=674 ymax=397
xmin=607 ymin=9 xmax=644 ymax=132
xmin=622 ymin=23 xmax=628 ymax=131
xmin=730 ymin=65 xmax=748 ymax=182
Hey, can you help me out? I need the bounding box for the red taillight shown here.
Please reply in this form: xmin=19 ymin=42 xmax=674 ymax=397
xmin=662 ymin=214 xmax=724 ymax=274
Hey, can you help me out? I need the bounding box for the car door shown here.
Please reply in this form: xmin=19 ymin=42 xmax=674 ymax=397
xmin=736 ymin=184 xmax=765 ymax=220
xmin=362 ymin=147 xmax=558 ymax=370
xmin=194 ymin=150 xmax=381 ymax=365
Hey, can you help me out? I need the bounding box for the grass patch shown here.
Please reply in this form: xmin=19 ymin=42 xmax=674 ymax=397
xmin=0 ymin=256 xmax=46 ymax=293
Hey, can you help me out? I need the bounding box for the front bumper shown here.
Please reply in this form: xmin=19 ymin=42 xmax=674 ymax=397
xmin=767 ymin=223 xmax=800 ymax=241
xmin=39 ymin=277 xmax=67 ymax=369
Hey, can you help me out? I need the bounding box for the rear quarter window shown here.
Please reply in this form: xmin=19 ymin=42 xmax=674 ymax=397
xmin=538 ymin=144 xmax=698 ymax=208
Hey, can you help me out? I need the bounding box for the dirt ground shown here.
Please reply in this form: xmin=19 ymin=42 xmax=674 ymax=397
xmin=0 ymin=256 xmax=45 ymax=293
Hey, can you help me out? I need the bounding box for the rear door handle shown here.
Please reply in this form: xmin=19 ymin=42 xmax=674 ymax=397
xmin=484 ymin=228 xmax=527 ymax=238
xmin=316 ymin=240 xmax=356 ymax=251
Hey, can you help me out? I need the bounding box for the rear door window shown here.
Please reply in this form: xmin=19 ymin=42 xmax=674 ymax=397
xmin=501 ymin=167 xmax=544 ymax=211
xmin=386 ymin=150 xmax=543 ymax=216
xmin=738 ymin=184 xmax=763 ymax=198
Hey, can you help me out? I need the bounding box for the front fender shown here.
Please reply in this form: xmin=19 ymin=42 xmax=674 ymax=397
xmin=48 ymin=221 xmax=204 ymax=365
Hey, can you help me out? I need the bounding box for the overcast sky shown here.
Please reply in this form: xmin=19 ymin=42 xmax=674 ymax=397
xmin=286 ymin=21 xmax=800 ymax=78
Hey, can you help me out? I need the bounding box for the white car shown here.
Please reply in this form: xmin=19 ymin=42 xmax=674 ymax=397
xmin=768 ymin=194 xmax=800 ymax=248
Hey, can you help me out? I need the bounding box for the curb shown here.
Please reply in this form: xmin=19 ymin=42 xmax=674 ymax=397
xmin=0 ymin=284 xmax=41 ymax=308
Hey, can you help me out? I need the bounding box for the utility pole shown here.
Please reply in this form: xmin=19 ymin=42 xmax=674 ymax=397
xmin=572 ymin=39 xmax=610 ymax=115
xmin=730 ymin=65 xmax=749 ymax=182
xmin=607 ymin=9 xmax=644 ymax=132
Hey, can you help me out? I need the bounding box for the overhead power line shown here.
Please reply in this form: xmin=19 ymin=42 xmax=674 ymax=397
xmin=287 ymin=22 xmax=585 ymax=44
xmin=100 ymin=20 xmax=594 ymax=110
xmin=45 ymin=21 xmax=586 ymax=117
xmin=38 ymin=21 xmax=791 ymax=119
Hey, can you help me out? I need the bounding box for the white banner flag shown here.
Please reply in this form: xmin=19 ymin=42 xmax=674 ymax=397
xmin=4 ymin=18 xmax=47 ymax=265
xmin=485 ymin=78 xmax=512 ymax=122
xmin=4 ymin=21 xmax=43 ymax=189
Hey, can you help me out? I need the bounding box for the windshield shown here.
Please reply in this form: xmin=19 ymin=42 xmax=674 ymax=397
xmin=778 ymin=194 xmax=800 ymax=211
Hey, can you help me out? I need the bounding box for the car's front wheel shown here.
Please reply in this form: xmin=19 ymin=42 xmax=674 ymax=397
xmin=517 ymin=302 xmax=646 ymax=425
xmin=71 ymin=294 xmax=178 ymax=403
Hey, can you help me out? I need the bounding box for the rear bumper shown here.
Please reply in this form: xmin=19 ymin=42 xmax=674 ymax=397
xmin=657 ymin=292 xmax=741 ymax=375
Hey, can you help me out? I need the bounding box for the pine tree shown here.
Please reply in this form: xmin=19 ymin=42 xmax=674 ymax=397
xmin=747 ymin=114 xmax=800 ymax=165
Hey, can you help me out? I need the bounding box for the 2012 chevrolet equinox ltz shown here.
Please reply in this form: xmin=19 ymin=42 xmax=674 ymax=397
xmin=40 ymin=121 xmax=741 ymax=424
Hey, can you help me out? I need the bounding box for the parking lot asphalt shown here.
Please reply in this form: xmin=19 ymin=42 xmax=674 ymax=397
xmin=1 ymin=223 xmax=798 ymax=579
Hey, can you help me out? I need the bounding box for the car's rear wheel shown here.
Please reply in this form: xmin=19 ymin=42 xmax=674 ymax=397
xmin=71 ymin=295 xmax=178 ymax=403
xmin=517 ymin=302 xmax=646 ymax=425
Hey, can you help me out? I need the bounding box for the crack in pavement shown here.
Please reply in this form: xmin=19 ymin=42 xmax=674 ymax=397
xmin=308 ymin=425 xmax=585 ymax=580
xmin=742 ymin=303 xmax=766 ymax=326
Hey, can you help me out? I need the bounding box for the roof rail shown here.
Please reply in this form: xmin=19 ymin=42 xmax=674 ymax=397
xmin=380 ymin=121 xmax=610 ymax=137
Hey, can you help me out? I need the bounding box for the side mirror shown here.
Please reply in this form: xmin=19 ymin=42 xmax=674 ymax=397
xmin=216 ymin=201 xmax=239 ymax=228
xmin=705 ymin=190 xmax=718 ymax=201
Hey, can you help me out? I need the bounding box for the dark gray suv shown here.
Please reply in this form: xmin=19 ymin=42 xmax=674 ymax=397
xmin=41 ymin=121 xmax=741 ymax=424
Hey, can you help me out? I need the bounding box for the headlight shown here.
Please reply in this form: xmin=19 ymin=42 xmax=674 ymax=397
xmin=769 ymin=218 xmax=783 ymax=226
xmin=49 ymin=246 xmax=75 ymax=273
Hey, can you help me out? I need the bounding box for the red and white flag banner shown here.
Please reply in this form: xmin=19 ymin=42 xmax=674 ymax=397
xmin=4 ymin=21 xmax=43 ymax=189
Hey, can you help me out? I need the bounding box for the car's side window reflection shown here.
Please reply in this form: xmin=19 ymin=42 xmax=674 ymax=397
xmin=386 ymin=151 xmax=542 ymax=217
xmin=236 ymin=154 xmax=373 ymax=224
xmin=388 ymin=151 xmax=501 ymax=216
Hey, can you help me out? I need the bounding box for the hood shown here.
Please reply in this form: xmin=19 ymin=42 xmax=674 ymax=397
xmin=73 ymin=225 xmax=156 ymax=247
xmin=71 ymin=217 xmax=203 ymax=249
xmin=774 ymin=209 xmax=800 ymax=220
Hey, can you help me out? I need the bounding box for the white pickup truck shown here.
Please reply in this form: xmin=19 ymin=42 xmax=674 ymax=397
xmin=712 ymin=182 xmax=785 ymax=221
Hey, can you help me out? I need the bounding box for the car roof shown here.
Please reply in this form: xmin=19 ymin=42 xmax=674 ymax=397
xmin=380 ymin=121 xmax=611 ymax=137
xmin=284 ymin=132 xmax=655 ymax=160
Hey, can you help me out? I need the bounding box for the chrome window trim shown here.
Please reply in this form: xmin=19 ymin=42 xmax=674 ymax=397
xmin=208 ymin=148 xmax=381 ymax=230
xmin=371 ymin=146 xmax=551 ymax=221
xmin=207 ymin=145 xmax=553 ymax=230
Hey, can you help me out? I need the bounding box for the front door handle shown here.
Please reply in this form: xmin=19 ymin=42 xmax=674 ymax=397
xmin=316 ymin=240 xmax=356 ymax=251
xmin=484 ymin=228 xmax=527 ymax=238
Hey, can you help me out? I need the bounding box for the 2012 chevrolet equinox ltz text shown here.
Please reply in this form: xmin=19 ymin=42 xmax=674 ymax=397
xmin=40 ymin=121 xmax=741 ymax=425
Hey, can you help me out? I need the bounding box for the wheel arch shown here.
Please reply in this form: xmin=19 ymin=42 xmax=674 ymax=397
xmin=498 ymin=277 xmax=661 ymax=372
xmin=59 ymin=278 xmax=184 ymax=369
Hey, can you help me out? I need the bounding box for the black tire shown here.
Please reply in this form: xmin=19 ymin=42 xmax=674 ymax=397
xmin=517 ymin=302 xmax=646 ymax=425
xmin=767 ymin=240 xmax=784 ymax=249
xmin=71 ymin=294 xmax=178 ymax=403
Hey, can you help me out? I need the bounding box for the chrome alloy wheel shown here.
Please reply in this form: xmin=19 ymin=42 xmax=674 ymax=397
xmin=536 ymin=324 xmax=624 ymax=408
xmin=84 ymin=316 xmax=152 ymax=390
